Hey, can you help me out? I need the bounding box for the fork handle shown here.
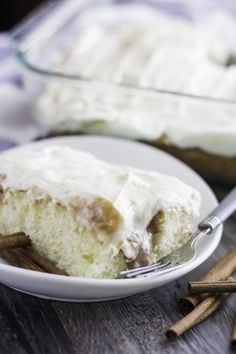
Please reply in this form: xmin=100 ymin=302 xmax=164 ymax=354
xmin=199 ymin=187 xmax=236 ymax=232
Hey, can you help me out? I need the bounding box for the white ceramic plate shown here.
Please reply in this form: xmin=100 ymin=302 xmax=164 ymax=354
xmin=0 ymin=136 xmax=222 ymax=302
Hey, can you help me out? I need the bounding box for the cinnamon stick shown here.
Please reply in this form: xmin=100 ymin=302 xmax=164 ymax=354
xmin=189 ymin=279 xmax=236 ymax=294
xmin=0 ymin=232 xmax=25 ymax=237
xmin=179 ymin=250 xmax=236 ymax=314
xmin=231 ymin=319 xmax=236 ymax=352
xmin=0 ymin=233 xmax=31 ymax=250
xmin=0 ymin=233 xmax=68 ymax=275
xmin=0 ymin=250 xmax=21 ymax=267
xmin=21 ymin=248 xmax=68 ymax=276
xmin=0 ymin=249 xmax=45 ymax=272
xmin=167 ymin=293 xmax=230 ymax=339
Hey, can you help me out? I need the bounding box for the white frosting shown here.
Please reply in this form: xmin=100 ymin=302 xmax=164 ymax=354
xmin=35 ymin=5 xmax=236 ymax=157
xmin=0 ymin=145 xmax=200 ymax=259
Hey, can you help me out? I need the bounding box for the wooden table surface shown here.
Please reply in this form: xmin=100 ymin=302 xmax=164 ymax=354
xmin=0 ymin=141 xmax=235 ymax=354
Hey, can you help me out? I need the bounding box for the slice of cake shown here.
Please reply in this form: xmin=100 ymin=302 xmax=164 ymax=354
xmin=0 ymin=145 xmax=201 ymax=278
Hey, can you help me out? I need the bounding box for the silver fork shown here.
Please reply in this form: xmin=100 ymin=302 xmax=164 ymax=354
xmin=120 ymin=187 xmax=236 ymax=279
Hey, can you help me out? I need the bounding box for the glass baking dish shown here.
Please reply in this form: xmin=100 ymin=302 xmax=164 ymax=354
xmin=11 ymin=0 xmax=236 ymax=183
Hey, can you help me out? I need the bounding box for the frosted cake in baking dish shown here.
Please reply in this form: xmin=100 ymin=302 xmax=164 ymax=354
xmin=0 ymin=145 xmax=200 ymax=278
xmin=35 ymin=4 xmax=236 ymax=183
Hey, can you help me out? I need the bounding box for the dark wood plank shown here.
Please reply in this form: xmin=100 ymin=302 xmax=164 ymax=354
xmin=0 ymin=287 xmax=75 ymax=354
xmin=0 ymin=183 xmax=235 ymax=354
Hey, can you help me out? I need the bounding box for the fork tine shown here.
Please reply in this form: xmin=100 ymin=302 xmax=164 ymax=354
xmin=120 ymin=261 xmax=163 ymax=276
xmin=135 ymin=262 xmax=186 ymax=278
xmin=124 ymin=261 xmax=172 ymax=278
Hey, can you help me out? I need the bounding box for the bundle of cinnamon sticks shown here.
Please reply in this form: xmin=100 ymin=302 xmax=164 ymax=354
xmin=166 ymin=249 xmax=236 ymax=351
xmin=0 ymin=232 xmax=68 ymax=275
